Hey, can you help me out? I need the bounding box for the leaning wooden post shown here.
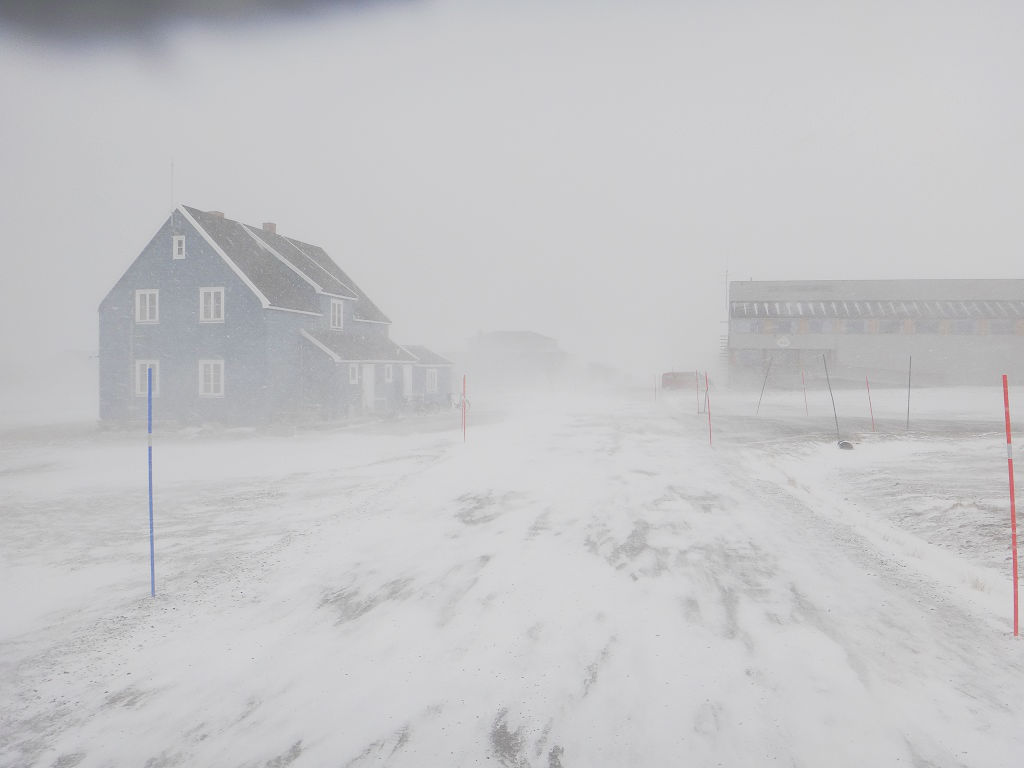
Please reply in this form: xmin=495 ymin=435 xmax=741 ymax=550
xmin=705 ymin=371 xmax=712 ymax=447
xmin=866 ymin=375 xmax=876 ymax=433
xmin=906 ymin=355 xmax=912 ymax=431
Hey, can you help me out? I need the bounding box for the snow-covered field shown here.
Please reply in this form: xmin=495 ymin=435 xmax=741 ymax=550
xmin=2 ymin=386 xmax=1023 ymax=767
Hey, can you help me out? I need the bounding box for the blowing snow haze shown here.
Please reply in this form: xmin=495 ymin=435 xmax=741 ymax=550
xmin=1 ymin=0 xmax=1022 ymax=416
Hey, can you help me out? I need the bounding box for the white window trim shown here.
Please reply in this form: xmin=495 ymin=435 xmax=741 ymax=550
xmin=384 ymin=364 xmax=394 ymax=383
xmin=198 ymin=359 xmax=225 ymax=398
xmin=135 ymin=360 xmax=160 ymax=397
xmin=135 ymin=289 xmax=159 ymax=324
xmin=172 ymin=235 xmax=185 ymax=260
xmin=330 ymin=298 xmax=344 ymax=330
xmin=426 ymin=368 xmax=438 ymax=393
xmin=199 ymin=287 xmax=225 ymax=323
xmin=349 ymin=364 xmax=359 ymax=384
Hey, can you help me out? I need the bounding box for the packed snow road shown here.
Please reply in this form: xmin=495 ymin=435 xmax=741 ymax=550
xmin=1 ymin=390 xmax=1022 ymax=767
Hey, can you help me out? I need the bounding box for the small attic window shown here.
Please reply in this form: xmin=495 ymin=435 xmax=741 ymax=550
xmin=172 ymin=235 xmax=185 ymax=260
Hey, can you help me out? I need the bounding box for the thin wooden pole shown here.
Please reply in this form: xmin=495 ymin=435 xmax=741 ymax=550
xmin=906 ymin=355 xmax=912 ymax=431
xmin=866 ymin=375 xmax=875 ymax=432
xmin=705 ymin=371 xmax=712 ymax=447
xmin=756 ymin=357 xmax=773 ymax=415
xmin=823 ymin=355 xmax=840 ymax=442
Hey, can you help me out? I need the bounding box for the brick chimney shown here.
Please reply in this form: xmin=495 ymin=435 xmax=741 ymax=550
xmin=262 ymin=222 xmax=276 ymax=234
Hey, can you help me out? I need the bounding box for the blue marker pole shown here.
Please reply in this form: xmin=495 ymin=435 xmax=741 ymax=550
xmin=148 ymin=366 xmax=155 ymax=597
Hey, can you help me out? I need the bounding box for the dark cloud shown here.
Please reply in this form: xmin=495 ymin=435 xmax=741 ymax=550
xmin=0 ymin=0 xmax=417 ymax=40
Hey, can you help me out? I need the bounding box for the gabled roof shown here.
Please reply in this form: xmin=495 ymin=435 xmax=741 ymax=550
xmin=402 ymin=345 xmax=453 ymax=366
xmin=302 ymin=329 xmax=417 ymax=363
xmin=181 ymin=206 xmax=389 ymax=322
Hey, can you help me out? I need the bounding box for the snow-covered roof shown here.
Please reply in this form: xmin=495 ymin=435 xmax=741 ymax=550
xmin=302 ymin=329 xmax=417 ymax=363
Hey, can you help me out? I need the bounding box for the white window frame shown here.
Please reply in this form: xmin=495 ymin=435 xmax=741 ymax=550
xmin=198 ymin=359 xmax=225 ymax=398
xmin=330 ymin=299 xmax=344 ymax=330
xmin=135 ymin=289 xmax=159 ymax=324
xmin=349 ymin=364 xmax=359 ymax=384
xmin=172 ymin=235 xmax=185 ymax=260
xmin=384 ymin=364 xmax=394 ymax=383
xmin=135 ymin=360 xmax=160 ymax=397
xmin=199 ymin=287 xmax=225 ymax=323
xmin=426 ymin=368 xmax=438 ymax=393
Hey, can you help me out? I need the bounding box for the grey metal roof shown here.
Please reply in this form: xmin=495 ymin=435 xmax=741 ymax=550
xmin=303 ymin=329 xmax=417 ymax=362
xmin=244 ymin=226 xmax=358 ymax=300
xmin=730 ymin=299 xmax=1024 ymax=319
xmin=403 ymin=345 xmax=453 ymax=365
xmin=185 ymin=207 xmax=319 ymax=313
xmin=183 ymin=206 xmax=389 ymax=322
xmin=283 ymin=238 xmax=391 ymax=324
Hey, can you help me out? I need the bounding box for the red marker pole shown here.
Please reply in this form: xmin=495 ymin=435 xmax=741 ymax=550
xmin=802 ymin=369 xmax=808 ymax=416
xmin=866 ymin=375 xmax=876 ymax=432
xmin=462 ymin=374 xmax=467 ymax=443
xmin=705 ymin=371 xmax=712 ymax=447
xmin=1002 ymin=375 xmax=1019 ymax=636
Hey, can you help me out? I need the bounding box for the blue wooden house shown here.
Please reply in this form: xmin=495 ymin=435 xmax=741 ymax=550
xmin=98 ymin=206 xmax=452 ymax=425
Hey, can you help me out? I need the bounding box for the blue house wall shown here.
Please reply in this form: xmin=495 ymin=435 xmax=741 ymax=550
xmin=99 ymin=210 xmax=270 ymax=425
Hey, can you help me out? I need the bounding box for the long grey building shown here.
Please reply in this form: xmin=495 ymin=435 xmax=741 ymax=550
xmin=727 ymin=279 xmax=1024 ymax=386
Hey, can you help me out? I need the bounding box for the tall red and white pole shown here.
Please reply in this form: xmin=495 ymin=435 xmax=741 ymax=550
xmin=1003 ymin=375 xmax=1019 ymax=636
xmin=462 ymin=374 xmax=467 ymax=443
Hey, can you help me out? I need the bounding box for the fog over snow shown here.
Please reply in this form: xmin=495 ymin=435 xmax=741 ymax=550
xmin=2 ymin=3 xmax=1024 ymax=767
xmin=2 ymin=0 xmax=1023 ymax=407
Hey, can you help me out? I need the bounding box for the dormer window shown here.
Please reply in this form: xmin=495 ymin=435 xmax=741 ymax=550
xmin=172 ymin=235 xmax=185 ymax=260
xmin=330 ymin=299 xmax=344 ymax=330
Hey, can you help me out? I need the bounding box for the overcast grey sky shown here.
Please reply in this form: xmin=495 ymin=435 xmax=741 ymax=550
xmin=2 ymin=0 xmax=1022 ymax=391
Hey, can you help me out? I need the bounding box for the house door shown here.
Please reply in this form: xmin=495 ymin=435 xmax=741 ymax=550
xmin=362 ymin=364 xmax=375 ymax=411
xmin=402 ymin=365 xmax=413 ymax=399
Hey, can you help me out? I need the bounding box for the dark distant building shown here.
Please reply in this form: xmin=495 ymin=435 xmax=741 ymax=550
xmin=465 ymin=331 xmax=567 ymax=389
xmin=727 ymin=279 xmax=1024 ymax=385
xmin=98 ymin=205 xmax=452 ymax=424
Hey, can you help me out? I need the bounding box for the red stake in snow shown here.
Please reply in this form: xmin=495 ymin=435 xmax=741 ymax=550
xmin=462 ymin=374 xmax=467 ymax=443
xmin=866 ymin=375 xmax=876 ymax=433
xmin=705 ymin=371 xmax=712 ymax=447
xmin=1003 ymin=375 xmax=1020 ymax=636
xmin=695 ymin=370 xmax=701 ymax=414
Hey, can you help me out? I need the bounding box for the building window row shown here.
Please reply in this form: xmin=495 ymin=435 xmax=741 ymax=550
xmin=135 ymin=288 xmax=225 ymax=324
xmin=732 ymin=317 xmax=1024 ymax=336
xmin=134 ymin=359 xmax=224 ymax=398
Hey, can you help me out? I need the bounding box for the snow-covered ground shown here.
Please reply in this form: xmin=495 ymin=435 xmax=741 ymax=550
xmin=1 ymin=385 xmax=1023 ymax=767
